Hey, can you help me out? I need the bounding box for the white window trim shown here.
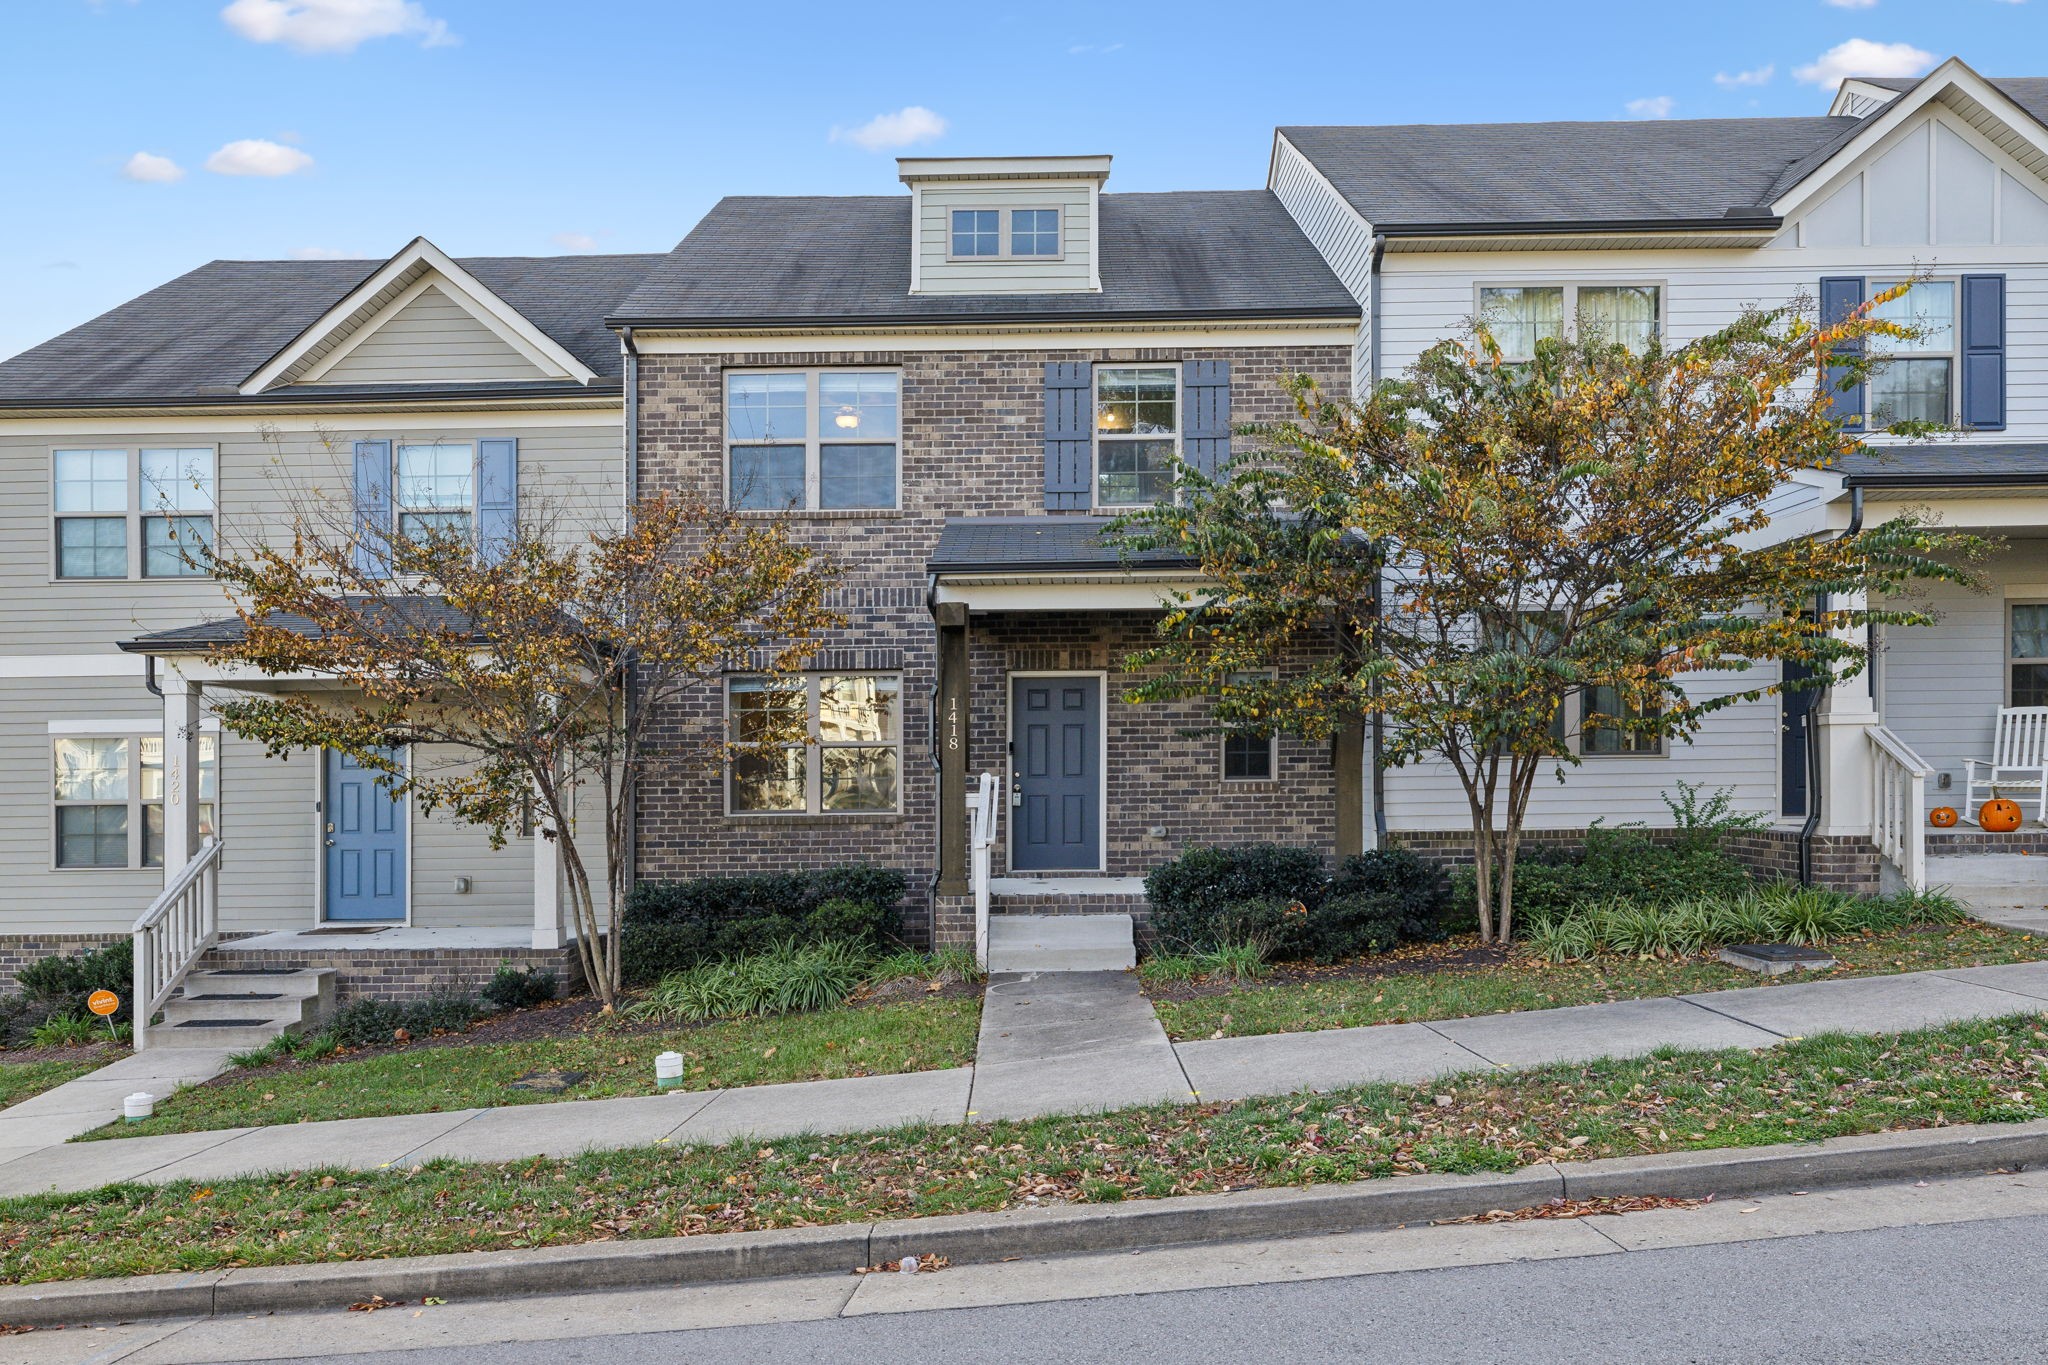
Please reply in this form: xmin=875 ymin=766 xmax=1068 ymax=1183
xmin=723 ymin=369 xmax=902 ymax=513
xmin=1092 ymin=362 xmax=1183 ymax=512
xmin=51 ymin=732 xmax=219 ymax=872
xmin=1867 ymin=276 xmax=1959 ymax=427
xmin=49 ymin=445 xmax=220 ymax=583
xmin=393 ymin=439 xmax=477 ymax=541
xmin=2007 ymin=600 xmax=2048 ymax=706
xmin=944 ymin=206 xmax=1066 ymax=262
xmin=1471 ymin=282 xmax=1666 ymax=362
xmin=723 ymin=671 xmax=905 ymax=817
xmin=1219 ymin=669 xmax=1279 ymax=783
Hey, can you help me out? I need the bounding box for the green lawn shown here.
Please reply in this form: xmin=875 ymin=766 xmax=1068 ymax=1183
xmin=1149 ymin=923 xmax=2048 ymax=1041
xmin=8 ymin=1014 xmax=2047 ymax=1284
xmin=0 ymin=1059 xmax=103 ymax=1110
xmin=85 ymin=996 xmax=981 ymax=1142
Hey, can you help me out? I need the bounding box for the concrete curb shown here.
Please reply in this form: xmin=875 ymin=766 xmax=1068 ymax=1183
xmin=7 ymin=1117 xmax=2048 ymax=1326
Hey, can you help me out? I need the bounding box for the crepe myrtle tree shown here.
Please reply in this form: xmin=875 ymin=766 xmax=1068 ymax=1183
xmin=1111 ymin=289 xmax=1986 ymax=944
xmin=199 ymin=491 xmax=843 ymax=1008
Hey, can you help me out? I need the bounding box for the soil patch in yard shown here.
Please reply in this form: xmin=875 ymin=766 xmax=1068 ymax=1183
xmin=1142 ymin=937 xmax=1509 ymax=1004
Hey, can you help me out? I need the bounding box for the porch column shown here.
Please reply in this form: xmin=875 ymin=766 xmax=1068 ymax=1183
xmin=1816 ymin=590 xmax=1881 ymax=839
xmin=161 ymin=673 xmax=203 ymax=880
xmin=934 ymin=601 xmax=970 ymax=894
xmin=531 ymin=777 xmax=563 ymax=950
xmin=1333 ymin=716 xmax=1366 ymax=859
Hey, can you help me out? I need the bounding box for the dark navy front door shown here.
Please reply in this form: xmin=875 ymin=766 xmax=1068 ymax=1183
xmin=1011 ymin=676 xmax=1102 ymax=871
xmin=325 ymin=748 xmax=407 ymax=921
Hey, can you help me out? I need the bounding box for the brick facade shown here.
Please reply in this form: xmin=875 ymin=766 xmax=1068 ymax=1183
xmin=0 ymin=933 xmax=122 ymax=996
xmin=195 ymin=943 xmax=585 ymax=1004
xmin=634 ymin=341 xmax=1354 ymax=945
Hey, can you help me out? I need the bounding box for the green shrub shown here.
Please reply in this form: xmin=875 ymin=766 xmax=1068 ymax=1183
xmin=1661 ymin=781 xmax=1770 ymax=854
xmin=867 ymin=946 xmax=983 ymax=987
xmin=1145 ymin=844 xmax=1326 ymax=949
xmin=1147 ymin=842 xmax=1455 ymax=963
xmin=322 ymin=992 xmax=482 ymax=1049
xmin=631 ymin=940 xmax=873 ymax=1022
xmin=1329 ymin=846 xmax=1455 ymax=943
xmin=16 ymin=939 xmax=135 ymax=1024
xmin=1510 ymin=826 xmax=1751 ymax=925
xmin=28 ymin=1013 xmax=101 ymax=1048
xmin=480 ymin=965 xmax=557 ymax=1012
xmin=620 ymin=864 xmax=907 ymax=985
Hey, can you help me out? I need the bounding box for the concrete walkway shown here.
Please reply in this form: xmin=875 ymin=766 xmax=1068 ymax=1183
xmin=0 ymin=1046 xmax=232 ymax=1165
xmin=5 ymin=960 xmax=2048 ymax=1199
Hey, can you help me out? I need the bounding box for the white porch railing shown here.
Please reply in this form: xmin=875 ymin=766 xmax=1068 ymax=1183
xmin=132 ymin=837 xmax=222 ymax=1051
xmin=967 ymin=771 xmax=1001 ymax=970
xmin=1868 ymin=728 xmax=1934 ymax=893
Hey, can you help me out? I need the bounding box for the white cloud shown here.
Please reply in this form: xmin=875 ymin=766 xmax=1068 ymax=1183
xmin=1823 ymin=0 xmax=1878 ymax=8
xmin=1068 ymin=42 xmax=1124 ymax=54
xmin=829 ymin=105 xmax=948 ymax=153
xmin=1714 ymin=64 xmax=1775 ymax=88
xmin=220 ymin=0 xmax=455 ymax=54
xmin=122 ymin=151 xmax=185 ymax=183
xmin=1626 ymin=95 xmax=1676 ymax=119
xmin=1793 ymin=38 xmax=1936 ymax=88
xmin=551 ymin=231 xmax=601 ymax=252
xmin=289 ymin=246 xmax=369 ymax=259
xmin=204 ymin=138 xmax=315 ymax=176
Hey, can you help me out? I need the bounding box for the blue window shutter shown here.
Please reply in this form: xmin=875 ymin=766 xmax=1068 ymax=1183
xmin=1043 ymin=361 xmax=1092 ymax=510
xmin=1819 ymin=277 xmax=1865 ymax=427
xmin=352 ymin=439 xmax=392 ymax=576
xmin=1961 ymin=274 xmax=2007 ymax=431
xmin=475 ymin=438 xmax=518 ymax=563
xmin=1183 ymin=359 xmax=1232 ymax=479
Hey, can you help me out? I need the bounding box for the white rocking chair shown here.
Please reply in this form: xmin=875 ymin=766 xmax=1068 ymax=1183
xmin=1963 ymin=706 xmax=2048 ymax=825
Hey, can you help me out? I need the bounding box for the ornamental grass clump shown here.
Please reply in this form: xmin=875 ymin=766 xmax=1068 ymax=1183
xmin=632 ymin=940 xmax=873 ymax=1022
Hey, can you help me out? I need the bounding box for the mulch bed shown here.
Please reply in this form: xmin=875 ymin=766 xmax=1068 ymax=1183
xmin=0 ymin=1041 xmax=128 ymax=1068
xmin=1140 ymin=936 xmax=1509 ymax=1004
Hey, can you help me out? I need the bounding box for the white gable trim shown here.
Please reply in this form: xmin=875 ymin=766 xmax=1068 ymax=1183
xmin=240 ymin=237 xmax=597 ymax=394
xmin=1773 ymin=59 xmax=2048 ymax=221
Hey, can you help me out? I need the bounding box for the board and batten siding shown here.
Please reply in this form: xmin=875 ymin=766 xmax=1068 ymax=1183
xmin=914 ymin=181 xmax=1096 ymax=295
xmin=1269 ymin=133 xmax=1377 ymax=397
xmin=0 ymin=420 xmax=622 ymax=656
xmin=312 ymin=285 xmax=550 ymax=386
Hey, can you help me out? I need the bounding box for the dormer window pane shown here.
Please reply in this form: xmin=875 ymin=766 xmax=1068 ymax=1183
xmin=1011 ymin=209 xmax=1060 ymax=257
xmin=951 ymin=209 xmax=1000 ymax=257
xmin=727 ymin=373 xmax=807 ymax=441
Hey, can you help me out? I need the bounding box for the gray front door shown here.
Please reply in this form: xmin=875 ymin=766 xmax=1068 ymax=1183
xmin=1010 ymin=675 xmax=1102 ymax=871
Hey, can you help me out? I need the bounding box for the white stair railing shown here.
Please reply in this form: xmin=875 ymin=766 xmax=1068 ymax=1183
xmin=1868 ymin=728 xmax=1934 ymax=893
xmin=968 ymin=772 xmax=1001 ymax=970
xmin=132 ymin=837 xmax=222 ymax=1051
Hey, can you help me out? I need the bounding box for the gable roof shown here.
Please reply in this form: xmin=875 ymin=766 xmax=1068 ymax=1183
xmin=0 ymin=251 xmax=659 ymax=409
xmin=1281 ymin=66 xmax=2048 ymax=233
xmin=612 ymin=190 xmax=1358 ymax=327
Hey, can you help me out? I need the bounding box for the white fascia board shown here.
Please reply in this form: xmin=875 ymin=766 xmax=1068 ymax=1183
xmin=932 ymin=574 xmax=1210 ymax=612
xmin=240 ymin=238 xmax=598 ymax=394
xmin=631 ymin=319 xmax=1358 ymax=355
xmin=1772 ymin=59 xmax=2048 ymax=219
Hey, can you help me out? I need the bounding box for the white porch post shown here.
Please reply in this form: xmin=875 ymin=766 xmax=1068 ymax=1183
xmin=161 ymin=674 xmax=203 ymax=879
xmin=1816 ymin=590 xmax=1881 ymax=839
xmin=531 ymin=778 xmax=563 ymax=950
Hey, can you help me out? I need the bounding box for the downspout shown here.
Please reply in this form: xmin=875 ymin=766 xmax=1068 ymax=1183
xmin=143 ymin=653 xmax=163 ymax=699
xmin=1797 ymin=484 xmax=1864 ymax=885
xmin=1366 ymin=233 xmax=1386 ymax=404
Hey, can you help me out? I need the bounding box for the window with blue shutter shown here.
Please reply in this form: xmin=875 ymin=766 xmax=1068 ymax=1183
xmin=1043 ymin=362 xmax=1091 ymax=510
xmin=1183 ymin=360 xmax=1232 ymax=480
xmin=474 ymin=438 xmax=518 ymax=563
xmin=1818 ymin=277 xmax=1866 ymax=428
xmin=352 ymin=439 xmax=392 ymax=576
xmin=1961 ymin=274 xmax=2007 ymax=431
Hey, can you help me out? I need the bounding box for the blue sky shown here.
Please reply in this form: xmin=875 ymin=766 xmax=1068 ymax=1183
xmin=1 ymin=0 xmax=2042 ymax=359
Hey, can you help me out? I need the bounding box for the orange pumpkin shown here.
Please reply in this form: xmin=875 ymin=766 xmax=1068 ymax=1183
xmin=1930 ymin=806 xmax=1959 ymax=828
xmin=1981 ymin=798 xmax=2025 ymax=833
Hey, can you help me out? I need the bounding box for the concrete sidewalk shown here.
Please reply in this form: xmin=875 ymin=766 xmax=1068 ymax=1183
xmin=4 ymin=959 xmax=2048 ymax=1199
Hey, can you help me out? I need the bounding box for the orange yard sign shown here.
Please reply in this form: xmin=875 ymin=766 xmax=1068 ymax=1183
xmin=87 ymin=989 xmax=120 ymax=1017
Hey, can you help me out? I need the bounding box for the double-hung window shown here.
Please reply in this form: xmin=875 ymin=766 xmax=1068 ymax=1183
xmin=1219 ymin=669 xmax=1278 ymax=782
xmin=1477 ymin=284 xmax=1661 ymax=359
xmin=54 ymin=734 xmax=216 ymax=868
xmin=949 ymin=208 xmax=1061 ymax=260
xmin=726 ymin=371 xmax=899 ymax=511
xmin=395 ymin=442 xmax=475 ymax=540
xmin=727 ymin=673 xmax=902 ymax=815
xmin=2011 ymin=605 xmax=2048 ymax=706
xmin=1580 ymin=683 xmax=1663 ymax=757
xmin=54 ymin=447 xmax=217 ymax=580
xmin=1868 ymin=280 xmax=1955 ymax=427
xmin=1095 ymin=365 xmax=1179 ymax=508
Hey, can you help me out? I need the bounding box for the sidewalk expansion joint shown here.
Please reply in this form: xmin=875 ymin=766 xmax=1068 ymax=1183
xmin=1675 ymin=993 xmax=1790 ymax=1039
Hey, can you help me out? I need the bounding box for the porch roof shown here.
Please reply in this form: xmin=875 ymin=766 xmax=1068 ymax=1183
xmin=927 ymin=517 xmax=1196 ymax=575
xmin=1838 ymin=443 xmax=2048 ymax=489
xmin=118 ymin=596 xmax=492 ymax=655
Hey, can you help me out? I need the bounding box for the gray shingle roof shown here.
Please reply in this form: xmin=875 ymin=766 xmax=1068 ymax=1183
xmin=0 ymin=253 xmax=661 ymax=408
xmin=1280 ymin=118 xmax=1856 ymax=230
xmin=1838 ymin=442 xmax=2048 ymax=487
xmin=1861 ymin=76 xmax=2048 ymax=126
xmin=119 ymin=596 xmax=492 ymax=653
xmin=613 ymin=191 xmax=1358 ymax=325
xmin=927 ymin=517 xmax=1197 ymax=574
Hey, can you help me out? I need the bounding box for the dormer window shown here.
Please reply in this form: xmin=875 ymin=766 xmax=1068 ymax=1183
xmin=947 ymin=207 xmax=1064 ymax=261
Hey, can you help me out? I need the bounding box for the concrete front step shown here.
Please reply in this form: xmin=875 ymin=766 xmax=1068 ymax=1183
xmin=149 ymin=968 xmax=337 ymax=1050
xmin=987 ymin=914 xmax=1136 ymax=973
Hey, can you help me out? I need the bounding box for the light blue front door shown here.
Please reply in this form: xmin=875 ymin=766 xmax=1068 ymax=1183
xmin=324 ymin=748 xmax=406 ymax=921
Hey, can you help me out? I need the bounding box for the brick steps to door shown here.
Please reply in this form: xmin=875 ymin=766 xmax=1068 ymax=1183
xmin=151 ymin=968 xmax=338 ymax=1050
